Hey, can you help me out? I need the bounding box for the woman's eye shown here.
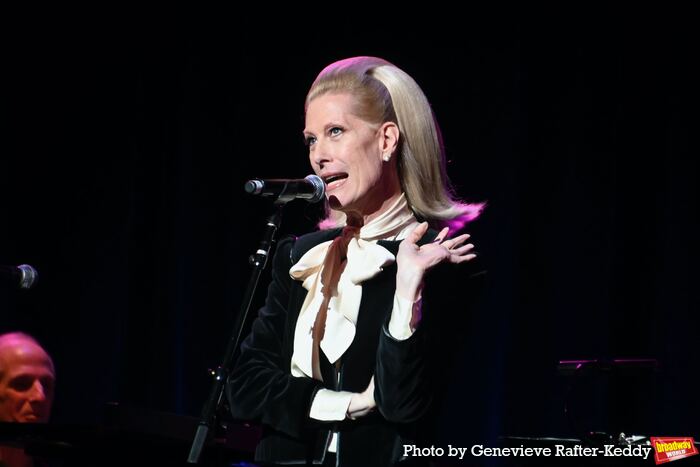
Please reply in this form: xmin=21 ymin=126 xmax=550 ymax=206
xmin=329 ymin=127 xmax=343 ymax=137
xmin=304 ymin=136 xmax=316 ymax=147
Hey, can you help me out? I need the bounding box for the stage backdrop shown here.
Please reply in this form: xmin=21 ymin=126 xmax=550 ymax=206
xmin=1 ymin=15 xmax=696 ymax=452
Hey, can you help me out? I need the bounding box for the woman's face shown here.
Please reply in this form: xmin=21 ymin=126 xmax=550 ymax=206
xmin=304 ymin=92 xmax=397 ymax=218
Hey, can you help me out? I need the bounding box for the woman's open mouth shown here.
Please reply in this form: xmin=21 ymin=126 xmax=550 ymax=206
xmin=323 ymin=173 xmax=348 ymax=191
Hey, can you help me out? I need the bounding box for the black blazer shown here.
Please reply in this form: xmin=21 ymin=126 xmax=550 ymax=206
xmin=227 ymin=227 xmax=483 ymax=466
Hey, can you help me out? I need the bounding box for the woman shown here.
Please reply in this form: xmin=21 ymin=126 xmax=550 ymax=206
xmin=227 ymin=56 xmax=484 ymax=466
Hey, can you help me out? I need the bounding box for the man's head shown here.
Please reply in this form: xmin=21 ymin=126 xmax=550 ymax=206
xmin=0 ymin=332 xmax=55 ymax=422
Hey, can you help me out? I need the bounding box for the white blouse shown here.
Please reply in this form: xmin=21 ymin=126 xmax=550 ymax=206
xmin=288 ymin=193 xmax=422 ymax=440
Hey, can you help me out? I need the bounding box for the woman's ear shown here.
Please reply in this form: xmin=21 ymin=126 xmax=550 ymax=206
xmin=378 ymin=121 xmax=400 ymax=161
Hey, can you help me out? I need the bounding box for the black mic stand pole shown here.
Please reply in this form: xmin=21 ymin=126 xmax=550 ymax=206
xmin=188 ymin=202 xmax=286 ymax=464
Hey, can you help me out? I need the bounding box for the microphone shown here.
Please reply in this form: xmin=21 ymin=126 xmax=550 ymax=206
xmin=0 ymin=264 xmax=39 ymax=290
xmin=244 ymin=174 xmax=325 ymax=203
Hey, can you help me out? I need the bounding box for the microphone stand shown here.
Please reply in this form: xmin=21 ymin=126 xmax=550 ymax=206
xmin=187 ymin=203 xmax=286 ymax=464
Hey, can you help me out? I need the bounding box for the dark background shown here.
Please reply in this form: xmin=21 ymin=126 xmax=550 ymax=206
xmin=1 ymin=12 xmax=697 ymax=464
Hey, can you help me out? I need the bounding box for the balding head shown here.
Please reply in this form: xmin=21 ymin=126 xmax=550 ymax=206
xmin=0 ymin=332 xmax=55 ymax=422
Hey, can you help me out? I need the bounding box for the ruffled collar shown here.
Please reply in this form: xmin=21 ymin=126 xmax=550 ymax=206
xmin=288 ymin=193 xmax=419 ymax=378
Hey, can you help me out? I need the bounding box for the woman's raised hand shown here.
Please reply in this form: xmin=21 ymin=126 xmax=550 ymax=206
xmin=395 ymin=222 xmax=475 ymax=301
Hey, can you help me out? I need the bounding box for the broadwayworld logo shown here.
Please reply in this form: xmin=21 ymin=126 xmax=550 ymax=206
xmin=651 ymin=437 xmax=698 ymax=464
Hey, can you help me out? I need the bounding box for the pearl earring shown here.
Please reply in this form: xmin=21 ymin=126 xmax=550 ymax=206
xmin=383 ymin=153 xmax=391 ymax=162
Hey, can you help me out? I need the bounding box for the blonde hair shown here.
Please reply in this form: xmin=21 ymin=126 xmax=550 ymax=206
xmin=306 ymin=56 xmax=484 ymax=232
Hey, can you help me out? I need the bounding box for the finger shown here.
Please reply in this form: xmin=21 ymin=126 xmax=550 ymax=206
xmin=448 ymin=243 xmax=474 ymax=256
xmin=406 ymin=222 xmax=429 ymax=245
xmin=451 ymin=253 xmax=477 ymax=264
xmin=348 ymin=407 xmax=373 ymax=420
xmin=442 ymin=233 xmax=471 ymax=250
xmin=432 ymin=227 xmax=449 ymax=243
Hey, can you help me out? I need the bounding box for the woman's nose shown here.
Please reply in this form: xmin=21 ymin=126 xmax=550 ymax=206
xmin=310 ymin=140 xmax=331 ymax=169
